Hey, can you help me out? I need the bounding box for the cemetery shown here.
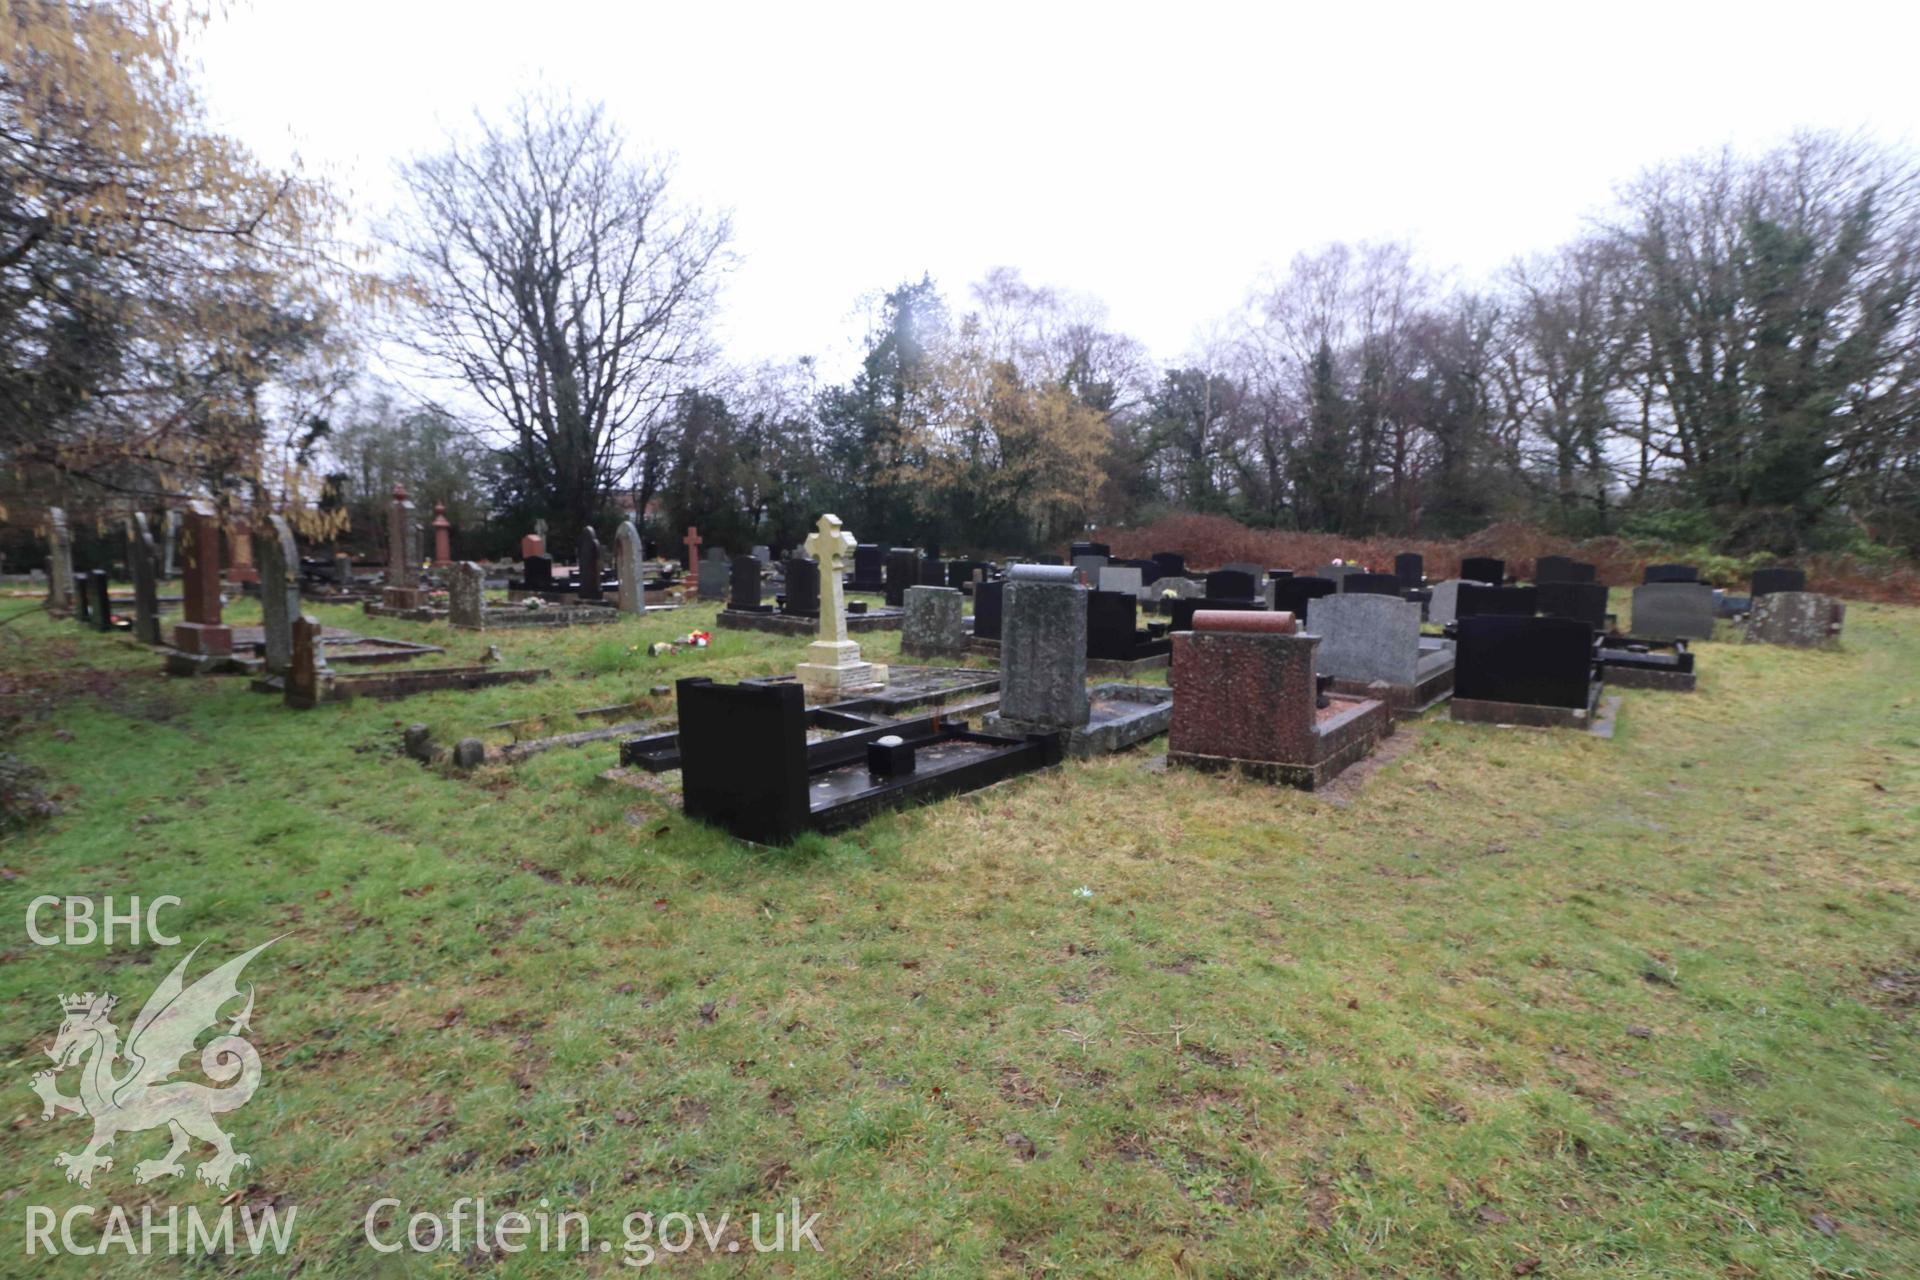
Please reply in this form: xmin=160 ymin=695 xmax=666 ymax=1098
xmin=6 ymin=23 xmax=1919 ymax=1269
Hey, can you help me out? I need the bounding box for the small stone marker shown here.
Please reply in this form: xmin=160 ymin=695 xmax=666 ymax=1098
xmin=449 ymin=561 xmax=487 ymax=629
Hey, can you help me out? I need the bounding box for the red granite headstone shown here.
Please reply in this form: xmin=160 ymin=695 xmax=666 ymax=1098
xmin=432 ymin=503 xmax=452 ymax=567
xmin=172 ymin=505 xmax=232 ymax=655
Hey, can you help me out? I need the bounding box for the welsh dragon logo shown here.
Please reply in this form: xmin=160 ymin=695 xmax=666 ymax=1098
xmin=30 ymin=940 xmax=276 ymax=1190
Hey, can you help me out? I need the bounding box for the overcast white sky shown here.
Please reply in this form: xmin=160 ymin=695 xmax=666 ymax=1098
xmin=196 ymin=1 xmax=1920 ymax=379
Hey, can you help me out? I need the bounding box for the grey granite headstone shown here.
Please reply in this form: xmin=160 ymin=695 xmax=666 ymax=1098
xmin=1097 ymin=565 xmax=1143 ymax=598
xmin=1631 ymin=582 xmax=1715 ymax=641
xmin=901 ymin=585 xmax=966 ymax=658
xmin=1744 ymin=591 xmax=1843 ymax=648
xmin=699 ymin=547 xmax=729 ymax=601
xmin=127 ymin=514 xmax=161 ymax=645
xmin=256 ymin=514 xmax=301 ymax=674
xmin=751 ymin=545 xmax=772 ymax=565
xmin=1310 ymin=593 xmax=1425 ymax=686
xmin=1427 ymin=578 xmax=1476 ymax=627
xmin=47 ymin=507 xmax=74 ymax=610
xmin=1070 ymin=554 xmax=1108 ymax=584
xmin=614 ymin=519 xmax=645 ymax=615
xmin=1000 ymin=564 xmax=1089 ymax=728
xmin=449 ymin=561 xmax=486 ymax=629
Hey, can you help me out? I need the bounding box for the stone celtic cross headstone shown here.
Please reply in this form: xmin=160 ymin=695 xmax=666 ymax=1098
xmin=795 ymin=514 xmax=885 ymax=695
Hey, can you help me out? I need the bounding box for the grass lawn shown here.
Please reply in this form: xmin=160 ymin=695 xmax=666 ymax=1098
xmin=2 ymin=589 xmax=1917 ymax=1277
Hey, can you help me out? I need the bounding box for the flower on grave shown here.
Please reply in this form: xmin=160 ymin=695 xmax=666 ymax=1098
xmin=1072 ymin=885 xmax=1093 ymax=899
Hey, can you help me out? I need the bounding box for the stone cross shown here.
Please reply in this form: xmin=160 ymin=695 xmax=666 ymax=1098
xmin=803 ymin=513 xmax=857 ymax=647
xmin=683 ymin=525 xmax=702 ymax=570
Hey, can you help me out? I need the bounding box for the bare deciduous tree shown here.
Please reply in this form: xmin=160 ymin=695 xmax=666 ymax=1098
xmin=387 ymin=94 xmax=731 ymax=541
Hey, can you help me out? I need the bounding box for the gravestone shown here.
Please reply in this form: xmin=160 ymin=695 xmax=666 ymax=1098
xmin=1315 ymin=563 xmax=1357 ymax=585
xmin=577 ymin=528 xmax=606 ymax=601
xmin=127 ymin=513 xmax=161 ymax=645
xmin=1535 ymin=580 xmax=1609 ymax=631
xmin=781 ymin=556 xmax=820 ymax=617
xmin=945 ymin=559 xmax=984 ymax=591
xmin=884 ymin=548 xmax=918 ymax=607
xmin=1341 ymin=572 xmax=1401 ymax=596
xmin=1272 ymin=575 xmax=1338 ymax=621
xmin=1098 ymin=565 xmax=1143 ymax=598
xmin=902 ymin=585 xmax=966 ymax=658
xmin=1394 ymin=553 xmax=1424 ymax=591
xmin=1205 ymin=569 xmax=1259 ymax=602
xmin=1427 ymin=578 xmax=1473 ymax=626
xmin=999 ymin=564 xmax=1089 ymax=729
xmin=1454 ymin=615 xmax=1596 ymax=711
xmin=1534 ymin=555 xmax=1580 ymax=583
xmin=1456 ymin=583 xmax=1537 ymax=619
xmin=1150 ymin=552 xmax=1187 ymax=578
xmin=256 ymin=514 xmax=302 ymax=674
xmin=73 ymin=567 xmax=91 ymax=624
xmin=698 ymin=547 xmax=729 ymax=601
xmin=794 ymin=515 xmax=886 ymax=695
xmin=752 ymin=545 xmax=772 ymax=565
xmin=522 ymin=554 xmax=553 ymax=592
xmin=520 ymin=527 xmax=546 ymax=559
xmin=285 ymin=614 xmax=331 ymax=710
xmin=1460 ymin=557 xmax=1504 ymax=584
xmin=382 ymin=484 xmax=422 ymax=609
xmin=1169 ymin=611 xmax=1389 ymax=789
xmin=681 ymin=524 xmax=703 ymax=576
xmin=173 ymin=502 xmax=232 ymax=655
xmin=1311 ymin=593 xmax=1428 ymax=687
xmin=1070 ymin=541 xmax=1111 ymax=560
xmin=729 ymin=554 xmax=769 ymax=612
xmin=448 ymin=561 xmax=486 ymax=629
xmin=89 ymin=569 xmax=112 ymax=631
xmin=614 ymin=520 xmax=645 ymax=614
xmin=162 ymin=510 xmax=181 ymax=579
xmin=1744 ymin=591 xmax=1843 ymax=647
xmin=432 ymin=503 xmax=453 ymax=566
xmin=1751 ymin=567 xmax=1807 ymax=598
xmin=919 ymin=555 xmax=947 ymax=587
xmin=851 ymin=543 xmax=886 ymax=592
xmin=1631 ymin=582 xmax=1715 ymax=641
xmin=333 ymin=552 xmax=352 ymax=587
xmin=1086 ymin=589 xmax=1168 ymax=663
xmin=972 ymin=579 xmax=1004 ymax=641
xmin=225 ymin=516 xmax=258 ymax=585
xmin=46 ymin=507 xmax=76 ymax=611
xmin=1643 ymin=563 xmax=1698 ymax=584
xmin=1071 ymin=553 xmax=1109 ymax=585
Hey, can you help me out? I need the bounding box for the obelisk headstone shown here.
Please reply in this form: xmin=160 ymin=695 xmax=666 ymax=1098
xmin=382 ymin=484 xmax=422 ymax=609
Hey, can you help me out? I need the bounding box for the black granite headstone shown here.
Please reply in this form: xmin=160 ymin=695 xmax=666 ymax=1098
xmin=1150 ymin=552 xmax=1186 ymax=578
xmin=1751 ymin=567 xmax=1806 ymax=598
xmin=523 ymin=554 xmax=553 ymax=591
xmin=729 ymin=554 xmax=768 ymax=612
xmin=1455 ymin=616 xmax=1595 ymax=709
xmin=1342 ymin=572 xmax=1402 ymax=596
xmin=1272 ymin=575 xmax=1338 ymax=620
xmin=1456 ymin=583 xmax=1538 ymax=619
xmin=577 ymin=529 xmax=604 ymax=600
xmin=1535 ymin=580 xmax=1609 ymax=630
xmin=919 ymin=556 xmax=946 ymax=587
xmin=781 ymin=557 xmax=820 ymax=616
xmin=90 ymin=569 xmax=112 ymax=631
xmin=1461 ymin=556 xmax=1505 ymax=584
xmin=1643 ymin=563 xmax=1699 ymax=584
xmin=972 ymin=580 xmax=1004 ymax=641
xmin=1394 ymin=553 xmax=1424 ymax=590
xmin=851 ymin=544 xmax=886 ymax=591
xmin=677 ymin=678 xmax=810 ymax=845
xmin=1204 ymin=569 xmax=1258 ymax=601
xmin=884 ymin=548 xmax=918 ymax=607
